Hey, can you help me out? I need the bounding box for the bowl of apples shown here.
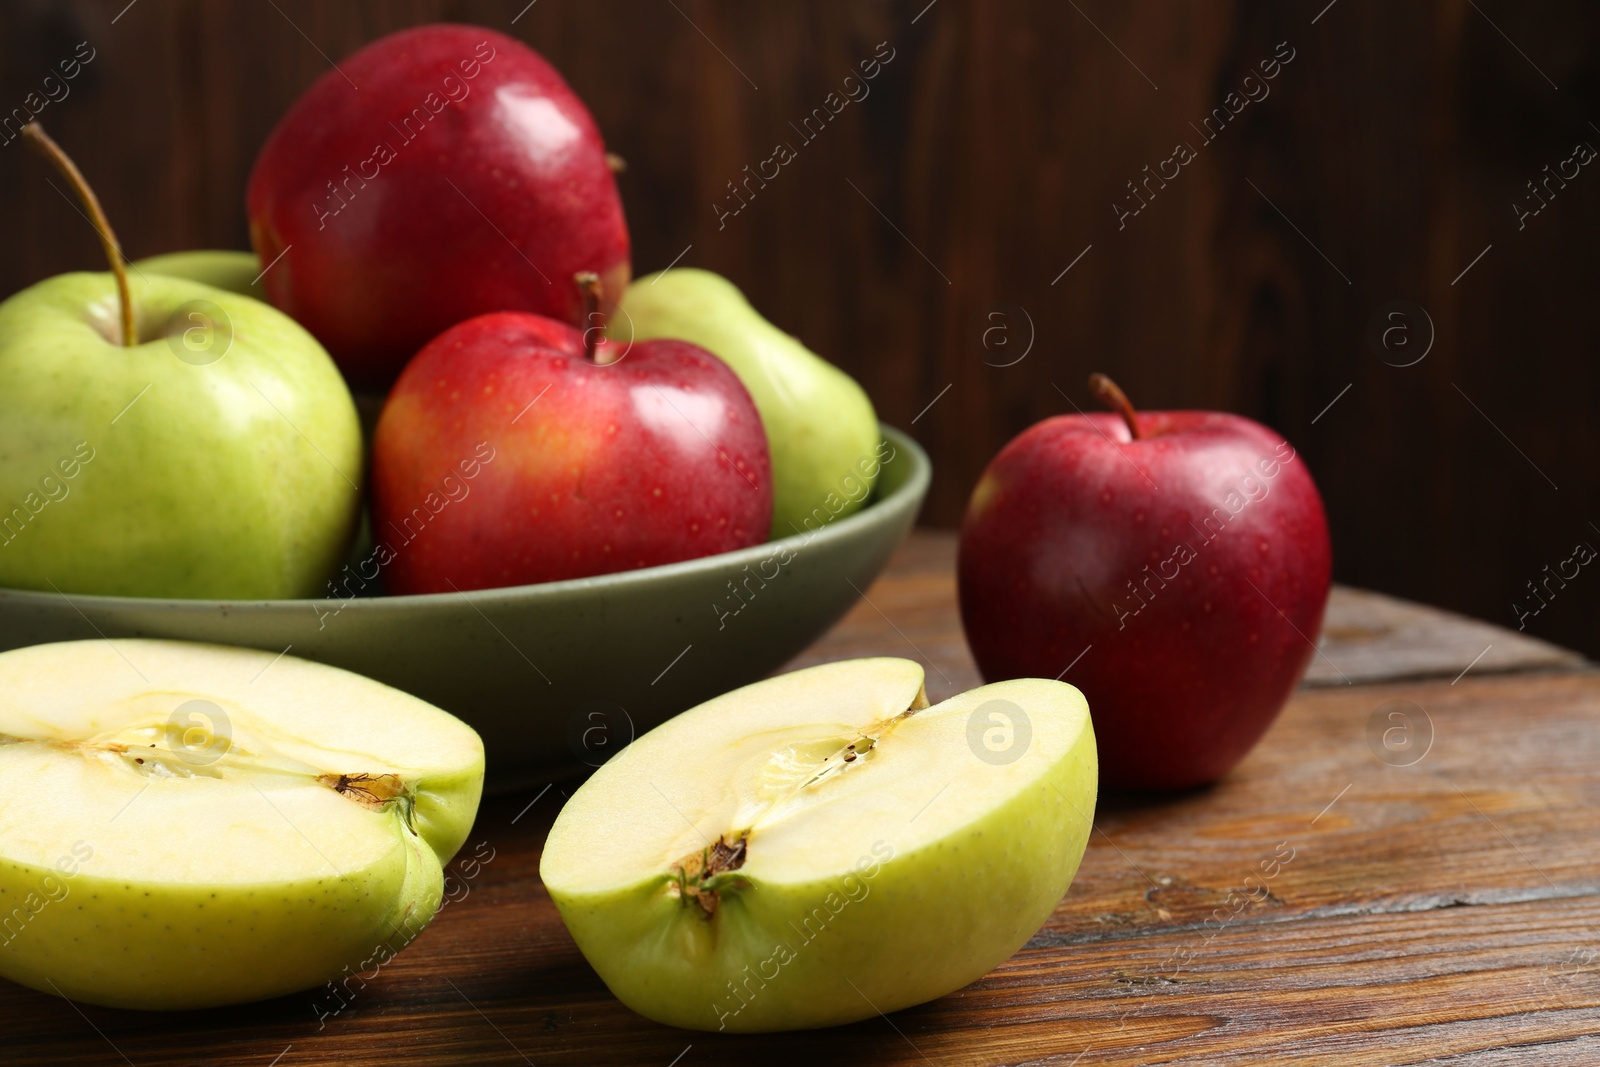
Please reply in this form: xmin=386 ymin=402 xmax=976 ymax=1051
xmin=0 ymin=29 xmax=930 ymax=788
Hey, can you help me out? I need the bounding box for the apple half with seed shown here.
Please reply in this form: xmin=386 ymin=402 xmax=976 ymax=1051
xmin=541 ymin=658 xmax=1097 ymax=1032
xmin=0 ymin=639 xmax=484 ymax=1010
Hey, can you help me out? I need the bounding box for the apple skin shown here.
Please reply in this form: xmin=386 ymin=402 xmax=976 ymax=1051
xmin=0 ymin=821 xmax=441 ymax=1012
xmin=371 ymin=312 xmax=771 ymax=593
xmin=246 ymin=25 xmax=630 ymax=389
xmin=134 ymin=249 xmax=266 ymax=303
xmin=958 ymin=410 xmax=1331 ymax=790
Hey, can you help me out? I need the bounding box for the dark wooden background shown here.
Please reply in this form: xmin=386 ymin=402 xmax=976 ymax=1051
xmin=1 ymin=1 xmax=1596 ymax=656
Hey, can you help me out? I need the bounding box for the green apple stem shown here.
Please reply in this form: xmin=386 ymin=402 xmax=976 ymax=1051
xmin=575 ymin=271 xmax=603 ymax=363
xmin=21 ymin=122 xmax=136 ymax=348
xmin=1088 ymin=373 xmax=1142 ymax=440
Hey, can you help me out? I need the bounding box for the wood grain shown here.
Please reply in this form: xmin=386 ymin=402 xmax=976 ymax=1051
xmin=3 ymin=531 xmax=1596 ymax=1065
xmin=0 ymin=2 xmax=1596 ymax=657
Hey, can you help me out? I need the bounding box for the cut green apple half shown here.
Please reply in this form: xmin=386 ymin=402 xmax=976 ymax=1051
xmin=0 ymin=639 xmax=484 ymax=1010
xmin=541 ymin=658 xmax=1097 ymax=1032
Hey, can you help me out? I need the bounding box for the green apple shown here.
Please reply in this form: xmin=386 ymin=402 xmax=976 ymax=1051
xmin=0 ymin=125 xmax=361 ymax=598
xmin=541 ymin=658 xmax=1097 ymax=1032
xmin=614 ymin=269 xmax=881 ymax=539
xmin=0 ymin=638 xmax=484 ymax=1010
xmin=0 ymin=269 xmax=362 ymax=597
xmin=134 ymin=249 xmax=266 ymax=302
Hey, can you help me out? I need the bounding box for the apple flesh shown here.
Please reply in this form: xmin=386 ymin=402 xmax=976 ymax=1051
xmin=0 ymin=639 xmax=484 ymax=1010
xmin=370 ymin=311 xmax=771 ymax=593
xmin=958 ymin=376 xmax=1331 ymax=789
xmin=246 ymin=25 xmax=631 ymax=388
xmin=614 ymin=269 xmax=881 ymax=539
xmin=541 ymin=658 xmax=1097 ymax=1032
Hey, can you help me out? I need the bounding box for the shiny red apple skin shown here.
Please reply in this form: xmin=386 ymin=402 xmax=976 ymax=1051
xmin=958 ymin=411 xmax=1331 ymax=790
xmin=371 ymin=312 xmax=771 ymax=594
xmin=246 ymin=24 xmax=630 ymax=389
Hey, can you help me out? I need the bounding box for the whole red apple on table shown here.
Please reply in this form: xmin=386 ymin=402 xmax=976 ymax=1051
xmin=958 ymin=374 xmax=1331 ymax=790
xmin=246 ymin=24 xmax=630 ymax=389
xmin=371 ymin=309 xmax=772 ymax=594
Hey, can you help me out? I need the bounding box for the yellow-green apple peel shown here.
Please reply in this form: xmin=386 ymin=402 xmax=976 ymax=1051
xmin=541 ymin=657 xmax=1097 ymax=1032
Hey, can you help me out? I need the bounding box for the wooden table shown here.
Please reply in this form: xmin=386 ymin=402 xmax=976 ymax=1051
xmin=7 ymin=532 xmax=1597 ymax=1065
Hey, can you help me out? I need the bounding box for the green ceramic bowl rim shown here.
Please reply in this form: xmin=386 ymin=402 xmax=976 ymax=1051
xmin=0 ymin=425 xmax=931 ymax=612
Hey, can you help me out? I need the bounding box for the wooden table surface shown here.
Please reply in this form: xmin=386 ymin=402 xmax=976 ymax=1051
xmin=6 ymin=531 xmax=1597 ymax=1066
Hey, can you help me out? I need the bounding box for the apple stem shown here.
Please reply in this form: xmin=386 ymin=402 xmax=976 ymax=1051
xmin=575 ymin=271 xmax=603 ymax=363
xmin=21 ymin=123 xmax=136 ymax=348
xmin=1088 ymin=373 xmax=1143 ymax=440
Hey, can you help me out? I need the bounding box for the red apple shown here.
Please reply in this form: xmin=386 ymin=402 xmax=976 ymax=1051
xmin=370 ymin=308 xmax=771 ymax=594
xmin=958 ymin=375 xmax=1331 ymax=790
xmin=246 ymin=24 xmax=630 ymax=389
